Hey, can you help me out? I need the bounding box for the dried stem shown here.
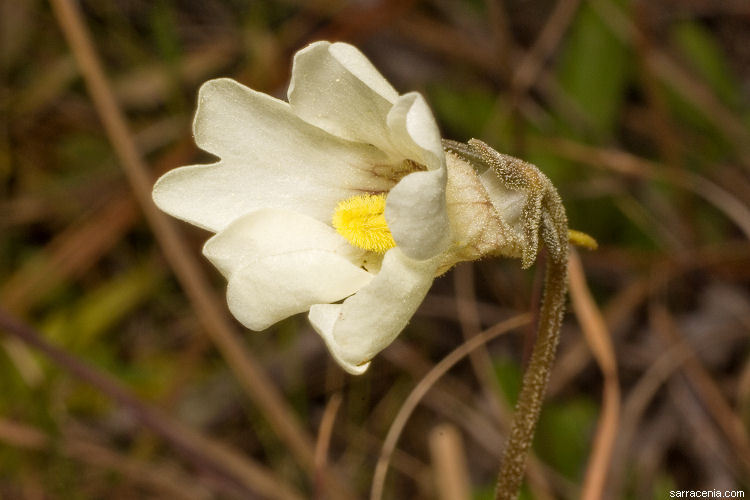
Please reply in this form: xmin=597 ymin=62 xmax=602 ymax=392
xmin=370 ymin=314 xmax=532 ymax=500
xmin=568 ymin=249 xmax=621 ymax=500
xmin=46 ymin=0 xmax=327 ymax=488
xmin=0 ymin=307 xmax=302 ymax=500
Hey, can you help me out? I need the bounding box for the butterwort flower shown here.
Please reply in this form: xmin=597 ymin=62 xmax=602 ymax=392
xmin=153 ymin=41 xmax=552 ymax=374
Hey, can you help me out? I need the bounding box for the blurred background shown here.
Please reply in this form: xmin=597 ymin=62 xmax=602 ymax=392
xmin=2 ymin=0 xmax=750 ymax=498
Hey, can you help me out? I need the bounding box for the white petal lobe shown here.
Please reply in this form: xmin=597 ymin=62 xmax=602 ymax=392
xmin=228 ymin=250 xmax=372 ymax=332
xmin=288 ymin=42 xmax=398 ymax=154
xmin=153 ymin=78 xmax=391 ymax=232
xmin=386 ymin=93 xmax=445 ymax=169
xmin=385 ymin=169 xmax=451 ymax=260
xmin=308 ymin=304 xmax=371 ymax=375
xmin=309 ymin=249 xmax=437 ymax=371
xmin=203 ymin=209 xmax=363 ymax=278
xmin=383 ymin=93 xmax=451 ymax=260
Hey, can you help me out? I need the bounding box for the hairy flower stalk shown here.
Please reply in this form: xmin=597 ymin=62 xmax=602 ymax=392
xmin=495 ymin=256 xmax=567 ymax=499
xmin=152 ymin=41 xmax=572 ymax=499
xmin=444 ymin=139 xmax=569 ymax=500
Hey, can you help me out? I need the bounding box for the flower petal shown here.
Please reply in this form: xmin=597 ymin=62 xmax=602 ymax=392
xmin=152 ymin=78 xmax=392 ymax=232
xmin=202 ymin=208 xmax=365 ymax=278
xmin=385 ymin=168 xmax=451 ymax=261
xmin=309 ymin=249 xmax=437 ymax=374
xmin=288 ymin=41 xmax=399 ymax=155
xmin=386 ymin=92 xmax=445 ymax=169
xmin=383 ymin=93 xmax=451 ymax=260
xmin=228 ymin=250 xmax=372 ymax=331
xmin=479 ymin=169 xmax=528 ymax=230
xmin=306 ymin=304 xmax=370 ymax=375
xmin=202 ymin=209 xmax=372 ymax=332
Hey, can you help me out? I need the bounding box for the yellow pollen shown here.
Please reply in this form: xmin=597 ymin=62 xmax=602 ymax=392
xmin=332 ymin=193 xmax=396 ymax=253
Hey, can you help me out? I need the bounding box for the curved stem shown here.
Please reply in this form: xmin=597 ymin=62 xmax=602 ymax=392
xmin=495 ymin=254 xmax=568 ymax=499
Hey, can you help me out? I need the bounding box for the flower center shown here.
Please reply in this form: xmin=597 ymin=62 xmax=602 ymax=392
xmin=332 ymin=193 xmax=396 ymax=253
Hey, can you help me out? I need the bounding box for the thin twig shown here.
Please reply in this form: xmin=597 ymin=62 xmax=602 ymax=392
xmin=536 ymin=137 xmax=750 ymax=240
xmin=0 ymin=417 xmax=212 ymax=500
xmin=485 ymin=0 xmax=515 ymax=75
xmin=454 ymin=264 xmax=511 ymax=423
xmin=314 ymin=392 xmax=343 ymax=499
xmin=510 ymin=0 xmax=582 ymax=99
xmin=586 ymin=0 xmax=750 ymax=168
xmin=568 ymin=250 xmax=621 ymax=500
xmin=385 ymin=339 xmax=558 ymax=499
xmin=47 ymin=0 xmax=320 ymax=481
xmin=429 ymin=423 xmax=472 ymax=500
xmin=651 ymin=303 xmax=750 ymax=473
xmin=370 ymin=313 xmax=531 ymax=500
xmin=607 ymin=295 xmax=748 ymax=497
xmin=0 ymin=307 xmax=302 ymax=500
xmin=62 ymin=436 xmax=214 ymax=500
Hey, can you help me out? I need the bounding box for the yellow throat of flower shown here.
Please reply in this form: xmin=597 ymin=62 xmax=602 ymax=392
xmin=332 ymin=193 xmax=396 ymax=253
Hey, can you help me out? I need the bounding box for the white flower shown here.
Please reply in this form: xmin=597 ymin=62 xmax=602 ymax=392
xmin=153 ymin=41 xmax=532 ymax=374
